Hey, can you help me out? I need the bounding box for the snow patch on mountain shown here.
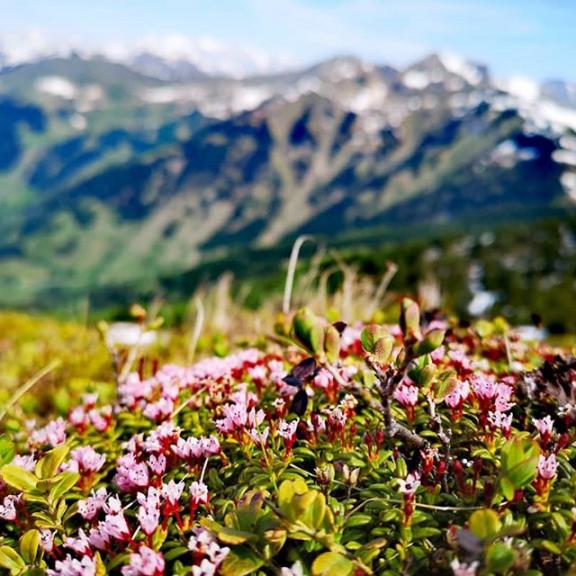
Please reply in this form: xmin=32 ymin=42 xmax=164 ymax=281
xmin=35 ymin=76 xmax=77 ymax=99
xmin=111 ymin=34 xmax=296 ymax=78
xmin=0 ymin=32 xmax=297 ymax=79
xmin=403 ymin=70 xmax=431 ymax=90
xmin=498 ymin=76 xmax=541 ymax=103
xmin=437 ymin=52 xmax=485 ymax=86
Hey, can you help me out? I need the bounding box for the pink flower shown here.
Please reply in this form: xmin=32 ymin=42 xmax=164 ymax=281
xmin=172 ymin=435 xmax=220 ymax=461
xmin=40 ymin=530 xmax=55 ymax=553
xmin=313 ymin=370 xmax=333 ymax=391
xmin=471 ymin=375 xmax=498 ymax=401
xmin=12 ymin=454 xmax=36 ymax=472
xmin=249 ymin=426 xmax=270 ymax=447
xmin=277 ymin=420 xmax=298 ymax=441
xmin=394 ymin=383 xmax=418 ymax=407
xmin=89 ymin=406 xmax=113 ymax=432
xmin=70 ymin=446 xmax=106 ymax=474
xmin=29 ymin=418 xmax=67 ymax=448
xmin=162 ymin=480 xmax=184 ymax=506
xmin=114 ymin=454 xmax=150 ymax=492
xmin=148 ymin=454 xmax=167 ymax=476
xmin=121 ymin=546 xmax=165 ymax=576
xmin=47 ymin=555 xmax=97 ymax=576
xmin=0 ymin=495 xmax=19 ymax=521
xmin=451 ymin=559 xmax=479 ymax=576
xmin=136 ymin=488 xmax=161 ymax=536
xmin=398 ymin=472 xmax=421 ymax=497
xmin=78 ymin=488 xmax=108 ymax=520
xmin=88 ymin=525 xmax=110 ymax=550
xmin=215 ymin=401 xmax=265 ymax=436
xmin=248 ymin=365 xmax=267 ymax=382
xmin=65 ymin=529 xmax=92 ymax=555
xmin=533 ymin=416 xmax=555 ymax=439
xmin=101 ymin=513 xmax=131 ymax=541
xmin=188 ymin=528 xmax=230 ymax=567
xmin=106 ymin=495 xmax=123 ymax=514
xmin=143 ymin=398 xmax=175 ymax=422
xmin=444 ymin=380 xmax=470 ymax=409
xmin=190 ymin=480 xmax=209 ymax=511
xmin=538 ymin=454 xmax=558 ymax=480
xmin=487 ymin=411 xmax=513 ymax=435
xmin=69 ymin=406 xmax=88 ymax=428
xmin=137 ymin=507 xmax=160 ymax=537
xmin=82 ymin=393 xmax=99 ymax=408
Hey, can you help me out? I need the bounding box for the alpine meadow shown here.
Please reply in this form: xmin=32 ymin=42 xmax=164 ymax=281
xmin=1 ymin=2 xmax=576 ymax=575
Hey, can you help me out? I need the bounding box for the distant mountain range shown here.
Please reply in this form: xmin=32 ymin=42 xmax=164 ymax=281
xmin=0 ymin=47 xmax=575 ymax=308
xmin=0 ymin=33 xmax=295 ymax=79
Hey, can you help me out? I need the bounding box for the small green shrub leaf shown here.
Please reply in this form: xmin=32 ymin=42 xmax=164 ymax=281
xmin=469 ymin=509 xmax=502 ymax=540
xmin=220 ymin=546 xmax=265 ymax=576
xmin=19 ymin=529 xmax=40 ymax=564
xmin=0 ymin=546 xmax=25 ymax=572
xmin=0 ymin=464 xmax=37 ymax=492
xmin=36 ymin=444 xmax=69 ymax=479
xmin=311 ymin=552 xmax=354 ymax=576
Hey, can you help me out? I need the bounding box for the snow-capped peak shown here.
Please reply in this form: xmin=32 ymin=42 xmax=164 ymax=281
xmin=496 ymin=75 xmax=541 ymax=103
xmin=0 ymin=31 xmax=297 ymax=79
xmin=103 ymin=33 xmax=297 ymax=78
xmin=437 ymin=52 xmax=487 ymax=86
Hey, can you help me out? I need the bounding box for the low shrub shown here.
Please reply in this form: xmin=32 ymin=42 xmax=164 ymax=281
xmin=0 ymin=300 xmax=575 ymax=575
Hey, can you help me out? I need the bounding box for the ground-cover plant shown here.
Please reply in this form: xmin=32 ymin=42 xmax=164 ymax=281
xmin=0 ymin=299 xmax=575 ymax=575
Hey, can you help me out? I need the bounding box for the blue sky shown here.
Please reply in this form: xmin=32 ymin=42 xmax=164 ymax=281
xmin=1 ymin=0 xmax=575 ymax=81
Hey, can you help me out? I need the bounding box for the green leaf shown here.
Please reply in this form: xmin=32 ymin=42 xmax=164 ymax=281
xmin=360 ymin=325 xmax=389 ymax=354
xmin=217 ymin=527 xmax=258 ymax=545
xmin=36 ymin=444 xmax=69 ymax=480
xmin=432 ymin=375 xmax=457 ymax=403
xmin=413 ymin=329 xmax=445 ymax=357
xmin=0 ymin=546 xmax=25 ymax=573
xmin=486 ymin=542 xmax=515 ymax=572
xmin=499 ymin=477 xmax=516 ymax=501
xmin=292 ymin=309 xmax=325 ymax=355
xmin=31 ymin=512 xmax=58 ymax=530
xmin=344 ymin=513 xmax=373 ymax=528
xmin=311 ymin=552 xmax=354 ymax=576
xmin=278 ymin=478 xmax=308 ymax=519
xmin=324 ymin=325 xmax=341 ymax=363
xmin=19 ymin=529 xmax=40 ymax=564
xmin=409 ymin=363 xmax=436 ymax=388
xmin=373 ymin=337 xmax=394 ymax=364
xmin=151 ymin=526 xmax=168 ymax=550
xmin=469 ymin=509 xmax=502 ymax=541
xmin=399 ymin=298 xmax=421 ymax=340
xmin=307 ymin=492 xmax=327 ymax=530
xmin=163 ymin=547 xmax=189 ymax=561
xmin=0 ymin=436 xmax=16 ymax=466
xmin=49 ymin=471 xmax=80 ymax=502
xmin=499 ymin=436 xmax=540 ymax=498
xmin=236 ymin=490 xmax=266 ymax=531
xmin=94 ymin=552 xmax=107 ymax=576
xmin=540 ymin=539 xmax=563 ymax=555
xmin=220 ymin=547 xmax=265 ymax=576
xmin=0 ymin=464 xmax=38 ymax=492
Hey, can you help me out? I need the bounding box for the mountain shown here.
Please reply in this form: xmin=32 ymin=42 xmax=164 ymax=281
xmin=0 ymin=51 xmax=575 ymax=308
xmin=0 ymin=33 xmax=295 ymax=80
xmin=542 ymin=80 xmax=576 ymax=109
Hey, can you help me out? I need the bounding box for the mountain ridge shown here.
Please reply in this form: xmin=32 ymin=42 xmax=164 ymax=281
xmin=0 ymin=49 xmax=575 ymax=307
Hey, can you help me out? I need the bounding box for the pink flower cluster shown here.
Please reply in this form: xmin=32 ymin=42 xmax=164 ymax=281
xmin=29 ymin=418 xmax=67 ymax=448
xmin=122 ymin=546 xmax=165 ymax=576
xmin=188 ymin=528 xmax=230 ymax=575
xmin=69 ymin=394 xmax=113 ymax=433
xmin=471 ymin=374 xmax=515 ymax=435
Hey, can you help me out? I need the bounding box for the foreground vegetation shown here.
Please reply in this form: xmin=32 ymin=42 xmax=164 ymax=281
xmin=1 ymin=296 xmax=575 ymax=575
